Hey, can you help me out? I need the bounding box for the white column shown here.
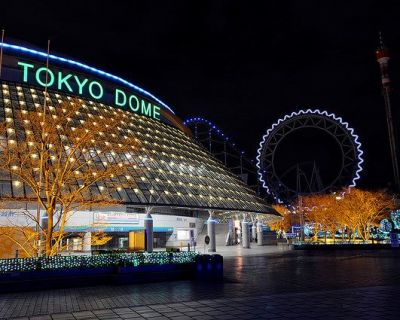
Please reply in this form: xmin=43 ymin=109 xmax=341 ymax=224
xmin=82 ymin=232 xmax=92 ymax=254
xmin=207 ymin=212 xmax=216 ymax=252
xmin=144 ymin=211 xmax=154 ymax=253
xmin=251 ymin=222 xmax=257 ymax=241
xmin=257 ymin=221 xmax=264 ymax=246
xmin=242 ymin=216 xmax=250 ymax=248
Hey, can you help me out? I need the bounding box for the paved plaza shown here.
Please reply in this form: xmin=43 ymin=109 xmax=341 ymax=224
xmin=212 ymin=243 xmax=291 ymax=257
xmin=1 ymin=249 xmax=400 ymax=319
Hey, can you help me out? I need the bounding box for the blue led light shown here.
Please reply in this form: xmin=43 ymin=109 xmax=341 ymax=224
xmin=0 ymin=42 xmax=175 ymax=114
xmin=255 ymin=109 xmax=364 ymax=203
xmin=183 ymin=117 xmax=247 ymax=155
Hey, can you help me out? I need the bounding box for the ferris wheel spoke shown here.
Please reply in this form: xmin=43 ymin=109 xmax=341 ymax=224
xmin=256 ymin=109 xmax=364 ymax=203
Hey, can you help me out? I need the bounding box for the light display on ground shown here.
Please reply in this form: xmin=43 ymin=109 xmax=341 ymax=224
xmin=380 ymin=219 xmax=393 ymax=233
xmin=0 ymin=252 xmax=199 ymax=273
xmin=379 ymin=210 xmax=400 ymax=234
xmin=390 ymin=210 xmax=400 ymax=229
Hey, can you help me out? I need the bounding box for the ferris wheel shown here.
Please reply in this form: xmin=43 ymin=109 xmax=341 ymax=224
xmin=256 ymin=109 xmax=364 ymax=203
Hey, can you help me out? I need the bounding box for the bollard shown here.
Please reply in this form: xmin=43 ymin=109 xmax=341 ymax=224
xmin=211 ymin=254 xmax=224 ymax=280
xmin=195 ymin=254 xmax=203 ymax=277
xmin=195 ymin=254 xmax=212 ymax=280
xmin=195 ymin=254 xmax=223 ymax=281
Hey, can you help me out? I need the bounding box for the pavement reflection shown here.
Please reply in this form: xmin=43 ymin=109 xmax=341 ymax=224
xmin=0 ymin=249 xmax=399 ymax=319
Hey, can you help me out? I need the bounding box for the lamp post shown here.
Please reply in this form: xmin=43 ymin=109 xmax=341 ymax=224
xmin=36 ymin=39 xmax=50 ymax=257
xmin=376 ymin=33 xmax=400 ymax=190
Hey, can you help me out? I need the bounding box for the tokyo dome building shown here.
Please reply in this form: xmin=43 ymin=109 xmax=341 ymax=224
xmin=0 ymin=41 xmax=276 ymax=254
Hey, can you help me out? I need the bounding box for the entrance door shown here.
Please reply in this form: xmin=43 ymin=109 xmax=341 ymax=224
xmin=128 ymin=231 xmax=145 ymax=251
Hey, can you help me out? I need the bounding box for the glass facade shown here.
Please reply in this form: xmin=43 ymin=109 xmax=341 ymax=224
xmin=0 ymin=81 xmax=273 ymax=214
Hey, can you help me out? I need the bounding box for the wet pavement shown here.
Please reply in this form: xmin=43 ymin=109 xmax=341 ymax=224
xmin=212 ymin=243 xmax=291 ymax=257
xmin=224 ymin=249 xmax=400 ymax=294
xmin=1 ymin=249 xmax=400 ymax=319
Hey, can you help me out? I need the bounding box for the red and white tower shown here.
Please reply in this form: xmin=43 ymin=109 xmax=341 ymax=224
xmin=376 ymin=32 xmax=400 ymax=190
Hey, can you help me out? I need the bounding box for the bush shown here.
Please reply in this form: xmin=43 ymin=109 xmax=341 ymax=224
xmin=0 ymin=252 xmax=199 ymax=273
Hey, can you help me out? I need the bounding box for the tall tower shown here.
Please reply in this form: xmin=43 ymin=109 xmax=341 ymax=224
xmin=376 ymin=33 xmax=400 ymax=190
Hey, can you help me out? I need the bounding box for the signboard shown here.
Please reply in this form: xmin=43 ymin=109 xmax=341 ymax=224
xmin=0 ymin=209 xmax=49 ymax=227
xmin=204 ymin=235 xmax=210 ymax=245
xmin=7 ymin=59 xmax=162 ymax=121
xmin=94 ymin=212 xmax=139 ymax=225
xmin=176 ymin=229 xmax=190 ymax=240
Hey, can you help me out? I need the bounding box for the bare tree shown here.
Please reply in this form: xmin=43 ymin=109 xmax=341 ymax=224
xmin=302 ymin=189 xmax=394 ymax=243
xmin=340 ymin=189 xmax=394 ymax=241
xmin=0 ymin=99 xmax=140 ymax=256
xmin=267 ymin=204 xmax=299 ymax=235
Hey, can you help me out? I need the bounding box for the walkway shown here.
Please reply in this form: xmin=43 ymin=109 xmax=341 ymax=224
xmin=212 ymin=243 xmax=290 ymax=257
xmin=1 ymin=249 xmax=399 ymax=319
xmin=9 ymin=285 xmax=400 ymax=320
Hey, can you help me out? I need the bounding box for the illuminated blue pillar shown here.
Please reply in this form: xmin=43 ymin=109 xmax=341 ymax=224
xmin=144 ymin=211 xmax=153 ymax=253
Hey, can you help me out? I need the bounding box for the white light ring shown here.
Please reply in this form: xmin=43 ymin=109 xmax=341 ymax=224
xmin=0 ymin=42 xmax=175 ymax=114
xmin=256 ymin=109 xmax=364 ymax=203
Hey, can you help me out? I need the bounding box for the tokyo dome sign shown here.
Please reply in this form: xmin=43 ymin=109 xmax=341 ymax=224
xmin=17 ymin=61 xmax=161 ymax=120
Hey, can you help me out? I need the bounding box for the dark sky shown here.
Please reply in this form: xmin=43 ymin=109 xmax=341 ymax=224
xmin=1 ymin=0 xmax=400 ymax=190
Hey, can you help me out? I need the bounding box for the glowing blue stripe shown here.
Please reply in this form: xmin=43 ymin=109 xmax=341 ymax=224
xmin=255 ymin=109 xmax=364 ymax=204
xmin=183 ymin=117 xmax=250 ymax=158
xmin=0 ymin=42 xmax=175 ymax=114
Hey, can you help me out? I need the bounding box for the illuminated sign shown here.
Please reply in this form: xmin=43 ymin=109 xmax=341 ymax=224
xmin=17 ymin=61 xmax=161 ymax=120
xmin=94 ymin=212 xmax=140 ymax=225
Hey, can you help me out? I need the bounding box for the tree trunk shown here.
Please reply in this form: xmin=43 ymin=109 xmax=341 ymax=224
xmin=360 ymin=226 xmax=368 ymax=243
xmin=45 ymin=207 xmax=54 ymax=257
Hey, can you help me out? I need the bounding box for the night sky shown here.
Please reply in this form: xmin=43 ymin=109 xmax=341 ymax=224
xmin=1 ymin=0 xmax=400 ymax=190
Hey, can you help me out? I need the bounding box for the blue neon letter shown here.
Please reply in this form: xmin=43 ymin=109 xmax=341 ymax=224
xmin=153 ymin=105 xmax=161 ymax=120
xmin=115 ymin=89 xmax=126 ymax=106
xmin=35 ymin=67 xmax=55 ymax=87
xmin=88 ymin=81 xmax=104 ymax=99
xmin=17 ymin=61 xmax=34 ymax=82
xmin=141 ymin=100 xmax=152 ymax=117
xmin=129 ymin=95 xmax=140 ymax=112
xmin=58 ymin=72 xmax=73 ymax=92
xmin=74 ymin=76 xmax=88 ymax=95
